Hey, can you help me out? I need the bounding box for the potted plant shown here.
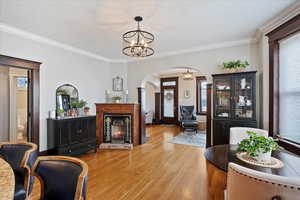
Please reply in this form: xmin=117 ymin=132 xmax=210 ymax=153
xmin=112 ymin=96 xmax=122 ymax=103
xmin=237 ymin=131 xmax=278 ymax=162
xmin=70 ymin=99 xmax=87 ymax=116
xmin=221 ymin=60 xmax=249 ymax=72
xmin=84 ymin=106 xmax=90 ymax=115
xmin=57 ymin=109 xmax=65 ymax=118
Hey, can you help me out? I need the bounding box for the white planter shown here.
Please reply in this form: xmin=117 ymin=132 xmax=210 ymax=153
xmin=256 ymin=151 xmax=272 ymax=162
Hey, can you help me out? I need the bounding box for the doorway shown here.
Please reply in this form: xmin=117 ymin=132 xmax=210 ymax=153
xmin=0 ymin=55 xmax=40 ymax=148
xmin=0 ymin=66 xmax=29 ymax=142
xmin=160 ymin=77 xmax=179 ymax=124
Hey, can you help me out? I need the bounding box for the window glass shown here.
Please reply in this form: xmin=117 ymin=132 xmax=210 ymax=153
xmin=162 ymin=81 xmax=176 ymax=86
xmin=163 ymin=89 xmax=174 ymax=117
xmin=279 ymin=32 xmax=300 ymax=144
xmin=196 ymin=77 xmax=207 ymax=114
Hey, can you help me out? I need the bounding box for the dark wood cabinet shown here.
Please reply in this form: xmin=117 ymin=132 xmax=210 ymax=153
xmin=212 ymin=71 xmax=257 ymax=145
xmin=47 ymin=116 xmax=97 ymax=155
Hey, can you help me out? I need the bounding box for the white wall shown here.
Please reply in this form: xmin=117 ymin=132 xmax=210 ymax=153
xmin=0 ymin=31 xmax=111 ymax=151
xmin=127 ymin=43 xmax=260 ymax=100
xmin=145 ymin=82 xmax=157 ymax=113
xmin=109 ymin=62 xmax=128 ymax=90
xmin=178 ymin=75 xmax=197 ymax=107
xmin=127 ymin=43 xmax=261 ymax=122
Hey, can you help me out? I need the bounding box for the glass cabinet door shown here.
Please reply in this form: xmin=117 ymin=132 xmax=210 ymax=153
xmin=233 ymin=76 xmax=255 ymax=120
xmin=214 ymin=78 xmax=231 ymax=118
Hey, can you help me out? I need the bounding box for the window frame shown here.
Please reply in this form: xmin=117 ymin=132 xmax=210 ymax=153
xmin=266 ymin=14 xmax=300 ymax=155
xmin=196 ymin=76 xmax=207 ymax=115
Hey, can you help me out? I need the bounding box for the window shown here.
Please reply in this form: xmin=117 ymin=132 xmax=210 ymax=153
xmin=16 ymin=77 xmax=28 ymax=88
xmin=267 ymin=14 xmax=300 ymax=154
xmin=279 ymin=33 xmax=300 ymax=144
xmin=196 ymin=76 xmax=207 ymax=115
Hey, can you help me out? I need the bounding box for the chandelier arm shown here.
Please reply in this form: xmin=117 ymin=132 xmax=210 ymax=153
xmin=139 ymin=32 xmax=154 ymax=42
xmin=122 ymin=46 xmax=154 ymax=57
xmin=123 ymin=31 xmax=137 ymax=38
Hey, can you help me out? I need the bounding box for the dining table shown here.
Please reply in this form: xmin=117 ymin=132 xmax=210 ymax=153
xmin=204 ymin=144 xmax=300 ymax=200
xmin=0 ymin=157 xmax=15 ymax=200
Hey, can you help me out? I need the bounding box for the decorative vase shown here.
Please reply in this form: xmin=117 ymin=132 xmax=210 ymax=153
xmin=58 ymin=113 xmax=65 ymax=119
xmin=84 ymin=108 xmax=90 ymax=116
xmin=255 ymin=151 xmax=272 ymax=163
xmin=77 ymin=108 xmax=84 ymax=116
xmin=70 ymin=109 xmax=76 ymax=117
xmin=224 ymin=68 xmax=244 ymax=73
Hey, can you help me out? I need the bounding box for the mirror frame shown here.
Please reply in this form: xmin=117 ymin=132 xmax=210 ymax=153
xmin=56 ymin=84 xmax=79 ymax=117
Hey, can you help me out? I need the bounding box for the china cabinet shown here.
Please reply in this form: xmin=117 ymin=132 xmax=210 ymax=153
xmin=212 ymin=71 xmax=257 ymax=145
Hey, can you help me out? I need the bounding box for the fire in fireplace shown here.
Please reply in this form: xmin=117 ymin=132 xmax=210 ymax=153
xmin=103 ymin=114 xmax=132 ymax=144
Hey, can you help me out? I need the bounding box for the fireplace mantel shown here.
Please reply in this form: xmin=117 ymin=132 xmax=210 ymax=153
xmin=95 ymin=103 xmax=140 ymax=147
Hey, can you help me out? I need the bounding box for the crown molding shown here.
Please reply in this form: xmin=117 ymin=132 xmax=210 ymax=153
xmin=0 ymin=22 xmax=113 ymax=62
xmin=126 ymin=38 xmax=257 ymax=63
xmin=259 ymin=1 xmax=300 ymax=34
xmin=0 ymin=23 xmax=258 ymax=65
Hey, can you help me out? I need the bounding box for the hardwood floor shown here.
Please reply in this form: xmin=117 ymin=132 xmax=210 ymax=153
xmin=30 ymin=125 xmax=221 ymax=200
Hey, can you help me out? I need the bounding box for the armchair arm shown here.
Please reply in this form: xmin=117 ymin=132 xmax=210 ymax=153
xmin=192 ymin=115 xmax=197 ymax=120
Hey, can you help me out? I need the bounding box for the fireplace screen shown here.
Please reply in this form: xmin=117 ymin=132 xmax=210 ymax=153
xmin=103 ymin=114 xmax=132 ymax=144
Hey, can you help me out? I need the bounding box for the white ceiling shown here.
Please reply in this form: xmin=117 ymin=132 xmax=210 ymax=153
xmin=0 ymin=0 xmax=297 ymax=61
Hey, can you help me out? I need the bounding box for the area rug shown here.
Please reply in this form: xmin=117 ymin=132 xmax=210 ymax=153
xmin=168 ymin=131 xmax=206 ymax=148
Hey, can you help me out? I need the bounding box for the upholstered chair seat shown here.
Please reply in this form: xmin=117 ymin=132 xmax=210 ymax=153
xmin=33 ymin=156 xmax=88 ymax=200
xmin=0 ymin=142 xmax=38 ymax=200
xmin=227 ymin=162 xmax=300 ymax=200
xmin=229 ymin=127 xmax=268 ymax=144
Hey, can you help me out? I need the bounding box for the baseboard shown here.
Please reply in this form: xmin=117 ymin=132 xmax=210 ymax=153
xmin=99 ymin=143 xmax=133 ymax=150
xmin=38 ymin=150 xmax=49 ymax=156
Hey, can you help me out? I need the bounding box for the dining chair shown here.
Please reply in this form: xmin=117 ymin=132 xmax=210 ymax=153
xmin=0 ymin=142 xmax=38 ymax=200
xmin=229 ymin=127 xmax=268 ymax=144
xmin=32 ymin=156 xmax=88 ymax=200
xmin=227 ymin=162 xmax=300 ymax=200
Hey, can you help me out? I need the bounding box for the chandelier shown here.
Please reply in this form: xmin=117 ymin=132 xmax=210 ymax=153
xmin=183 ymin=69 xmax=194 ymax=80
xmin=122 ymin=16 xmax=154 ymax=57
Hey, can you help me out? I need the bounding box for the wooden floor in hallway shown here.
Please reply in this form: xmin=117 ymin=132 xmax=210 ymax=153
xmin=31 ymin=125 xmax=212 ymax=200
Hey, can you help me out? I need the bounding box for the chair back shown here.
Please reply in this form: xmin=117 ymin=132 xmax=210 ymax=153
xmin=180 ymin=106 xmax=196 ymax=120
xmin=0 ymin=142 xmax=38 ymax=196
xmin=227 ymin=162 xmax=300 ymax=200
xmin=33 ymin=156 xmax=88 ymax=200
xmin=0 ymin=142 xmax=37 ymax=170
xmin=229 ymin=127 xmax=268 ymax=144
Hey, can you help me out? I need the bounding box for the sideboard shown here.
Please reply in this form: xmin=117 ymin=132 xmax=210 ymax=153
xmin=47 ymin=116 xmax=97 ymax=155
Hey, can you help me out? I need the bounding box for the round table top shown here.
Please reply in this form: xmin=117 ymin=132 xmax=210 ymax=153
xmin=204 ymin=144 xmax=300 ymax=177
xmin=0 ymin=157 xmax=15 ymax=200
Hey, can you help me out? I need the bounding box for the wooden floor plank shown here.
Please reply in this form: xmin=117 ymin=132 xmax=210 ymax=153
xmin=30 ymin=125 xmax=217 ymax=200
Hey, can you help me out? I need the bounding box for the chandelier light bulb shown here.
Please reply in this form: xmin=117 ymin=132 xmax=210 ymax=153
xmin=130 ymin=40 xmax=135 ymax=46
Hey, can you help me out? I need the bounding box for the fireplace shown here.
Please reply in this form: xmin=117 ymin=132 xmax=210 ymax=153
xmin=96 ymin=103 xmax=140 ymax=149
xmin=103 ymin=114 xmax=132 ymax=144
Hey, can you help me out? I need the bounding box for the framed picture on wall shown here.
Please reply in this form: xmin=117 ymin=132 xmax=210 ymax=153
xmin=113 ymin=76 xmax=123 ymax=91
xmin=184 ymin=89 xmax=191 ymax=99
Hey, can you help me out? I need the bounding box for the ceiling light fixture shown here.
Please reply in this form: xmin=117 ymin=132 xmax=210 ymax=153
xmin=183 ymin=69 xmax=194 ymax=80
xmin=122 ymin=16 xmax=154 ymax=58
